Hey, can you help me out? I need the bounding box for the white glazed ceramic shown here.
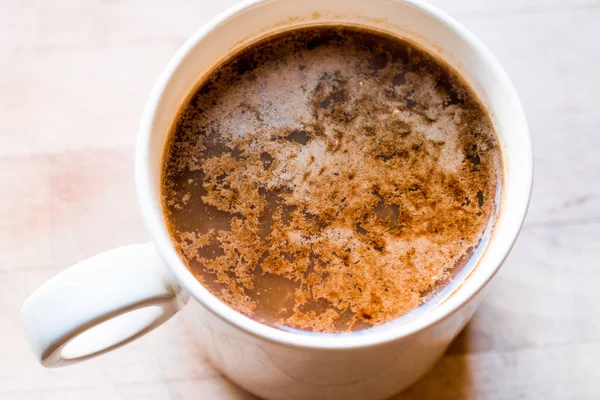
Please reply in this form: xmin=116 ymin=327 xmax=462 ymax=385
xmin=21 ymin=0 xmax=532 ymax=398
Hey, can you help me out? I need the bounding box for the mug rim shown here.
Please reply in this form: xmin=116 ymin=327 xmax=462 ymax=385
xmin=136 ymin=0 xmax=533 ymax=350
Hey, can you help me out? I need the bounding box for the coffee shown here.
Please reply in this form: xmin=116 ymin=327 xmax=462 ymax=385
xmin=161 ymin=26 xmax=501 ymax=333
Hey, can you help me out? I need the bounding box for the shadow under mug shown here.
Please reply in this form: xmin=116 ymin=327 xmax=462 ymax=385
xmin=21 ymin=1 xmax=532 ymax=399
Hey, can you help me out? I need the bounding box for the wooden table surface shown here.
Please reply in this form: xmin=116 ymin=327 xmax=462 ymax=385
xmin=1 ymin=0 xmax=599 ymax=398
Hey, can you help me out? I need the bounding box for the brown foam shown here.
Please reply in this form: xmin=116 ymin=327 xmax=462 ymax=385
xmin=162 ymin=26 xmax=501 ymax=332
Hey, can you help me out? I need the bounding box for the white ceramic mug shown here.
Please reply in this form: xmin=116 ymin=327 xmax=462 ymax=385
xmin=21 ymin=0 xmax=532 ymax=398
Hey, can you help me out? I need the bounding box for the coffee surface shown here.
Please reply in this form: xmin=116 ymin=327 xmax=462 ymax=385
xmin=162 ymin=26 xmax=501 ymax=332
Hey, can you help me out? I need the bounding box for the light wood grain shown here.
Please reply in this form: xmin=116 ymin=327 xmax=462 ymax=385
xmin=1 ymin=0 xmax=599 ymax=399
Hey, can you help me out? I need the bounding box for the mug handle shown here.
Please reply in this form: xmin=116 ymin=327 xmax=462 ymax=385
xmin=20 ymin=243 xmax=187 ymax=367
